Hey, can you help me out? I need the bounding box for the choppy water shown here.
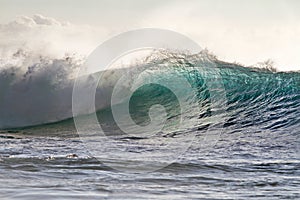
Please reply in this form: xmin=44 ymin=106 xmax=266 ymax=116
xmin=0 ymin=125 xmax=299 ymax=199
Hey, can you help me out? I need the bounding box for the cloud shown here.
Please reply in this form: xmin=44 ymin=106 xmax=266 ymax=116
xmin=0 ymin=14 xmax=108 ymax=65
xmin=12 ymin=14 xmax=69 ymax=27
xmin=31 ymin=14 xmax=68 ymax=26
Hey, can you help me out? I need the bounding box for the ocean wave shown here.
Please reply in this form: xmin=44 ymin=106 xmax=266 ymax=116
xmin=0 ymin=49 xmax=299 ymax=131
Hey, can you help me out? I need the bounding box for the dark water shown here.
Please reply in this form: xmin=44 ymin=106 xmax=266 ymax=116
xmin=0 ymin=54 xmax=299 ymax=199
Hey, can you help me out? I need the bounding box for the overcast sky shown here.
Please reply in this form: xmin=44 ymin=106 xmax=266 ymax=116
xmin=1 ymin=0 xmax=300 ymax=71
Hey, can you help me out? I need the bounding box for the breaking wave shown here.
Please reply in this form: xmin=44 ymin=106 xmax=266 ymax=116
xmin=0 ymin=49 xmax=299 ymax=134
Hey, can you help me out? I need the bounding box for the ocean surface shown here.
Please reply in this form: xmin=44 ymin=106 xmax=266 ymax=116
xmin=0 ymin=51 xmax=299 ymax=199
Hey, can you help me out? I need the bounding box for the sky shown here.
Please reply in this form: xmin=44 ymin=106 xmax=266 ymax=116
xmin=1 ymin=0 xmax=300 ymax=71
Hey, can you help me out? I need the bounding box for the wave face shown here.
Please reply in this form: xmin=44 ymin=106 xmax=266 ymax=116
xmin=0 ymin=50 xmax=299 ymax=134
xmin=95 ymin=52 xmax=300 ymax=141
xmin=216 ymin=62 xmax=299 ymax=133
